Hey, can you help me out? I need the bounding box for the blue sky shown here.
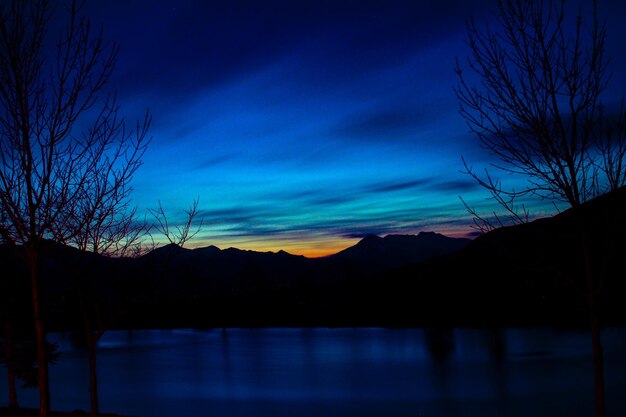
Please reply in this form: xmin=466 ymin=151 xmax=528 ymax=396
xmin=81 ymin=0 xmax=626 ymax=256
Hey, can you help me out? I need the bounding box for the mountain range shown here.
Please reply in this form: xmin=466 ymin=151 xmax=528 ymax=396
xmin=1 ymin=187 xmax=625 ymax=329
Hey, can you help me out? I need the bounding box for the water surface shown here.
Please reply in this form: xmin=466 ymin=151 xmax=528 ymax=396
xmin=2 ymin=328 xmax=626 ymax=416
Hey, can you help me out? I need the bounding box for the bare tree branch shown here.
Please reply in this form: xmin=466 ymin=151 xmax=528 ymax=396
xmin=454 ymin=3 xmax=621 ymax=416
xmin=455 ymin=0 xmax=614 ymax=214
xmin=149 ymin=198 xmax=203 ymax=248
xmin=0 ymin=2 xmax=150 ymax=415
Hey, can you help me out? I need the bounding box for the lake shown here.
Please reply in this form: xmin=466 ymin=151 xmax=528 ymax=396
xmin=2 ymin=328 xmax=626 ymax=416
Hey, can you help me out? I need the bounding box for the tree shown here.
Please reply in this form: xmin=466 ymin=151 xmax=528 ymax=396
xmin=0 ymin=1 xmax=150 ymax=416
xmin=147 ymin=199 xmax=202 ymax=307
xmin=0 ymin=321 xmax=58 ymax=412
xmin=454 ymin=1 xmax=625 ymax=416
xmin=67 ymin=115 xmax=149 ymax=417
xmin=1 ymin=219 xmax=60 ymax=411
xmin=70 ymin=223 xmax=148 ymax=417
xmin=149 ymin=198 xmax=202 ymax=248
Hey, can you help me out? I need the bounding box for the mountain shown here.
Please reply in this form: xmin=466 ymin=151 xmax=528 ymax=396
xmin=134 ymin=243 xmax=313 ymax=303
xmin=131 ymin=232 xmax=470 ymax=292
xmin=2 ymin=187 xmax=625 ymax=329
xmin=330 ymin=232 xmax=470 ymax=268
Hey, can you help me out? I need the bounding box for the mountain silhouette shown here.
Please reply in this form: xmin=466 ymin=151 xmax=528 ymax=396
xmin=380 ymin=186 xmax=626 ymax=326
xmin=331 ymin=232 xmax=470 ymax=268
xmin=2 ymin=186 xmax=625 ymax=328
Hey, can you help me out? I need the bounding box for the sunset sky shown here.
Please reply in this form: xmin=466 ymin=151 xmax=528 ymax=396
xmin=83 ymin=0 xmax=626 ymax=256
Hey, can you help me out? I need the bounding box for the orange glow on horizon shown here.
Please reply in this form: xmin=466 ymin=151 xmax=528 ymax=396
xmin=188 ymin=236 xmax=358 ymax=258
xmin=185 ymin=226 xmax=474 ymax=258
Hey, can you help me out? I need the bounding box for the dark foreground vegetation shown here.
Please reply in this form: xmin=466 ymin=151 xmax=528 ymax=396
xmin=2 ymin=186 xmax=625 ymax=332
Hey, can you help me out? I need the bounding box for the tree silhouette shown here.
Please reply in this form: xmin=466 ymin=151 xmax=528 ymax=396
xmin=0 ymin=1 xmax=149 ymax=415
xmin=149 ymin=198 xmax=202 ymax=248
xmin=1 ymin=221 xmax=60 ymax=412
xmin=67 ymin=118 xmax=149 ymax=417
xmin=454 ymin=1 xmax=625 ymax=416
xmin=147 ymin=199 xmax=202 ymax=308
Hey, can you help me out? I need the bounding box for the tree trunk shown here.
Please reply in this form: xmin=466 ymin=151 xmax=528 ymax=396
xmin=29 ymin=253 xmax=50 ymax=417
xmin=79 ymin=278 xmax=100 ymax=417
xmin=4 ymin=321 xmax=19 ymax=409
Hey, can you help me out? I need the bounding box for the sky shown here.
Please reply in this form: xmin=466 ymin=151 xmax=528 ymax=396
xmin=76 ymin=0 xmax=626 ymax=256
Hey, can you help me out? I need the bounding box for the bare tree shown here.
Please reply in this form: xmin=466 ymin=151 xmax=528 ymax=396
xmin=70 ymin=213 xmax=148 ymax=417
xmin=597 ymin=102 xmax=626 ymax=191
xmin=454 ymin=1 xmax=625 ymax=416
xmin=0 ymin=1 xmax=150 ymax=416
xmin=459 ymin=157 xmax=530 ymax=233
xmin=67 ymin=114 xmax=150 ymax=417
xmin=147 ymin=199 xmax=202 ymax=305
xmin=149 ymin=198 xmax=202 ymax=248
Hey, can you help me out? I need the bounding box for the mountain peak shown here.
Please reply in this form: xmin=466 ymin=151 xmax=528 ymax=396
xmin=332 ymin=232 xmax=470 ymax=268
xmin=144 ymin=242 xmax=186 ymax=256
xmin=193 ymin=244 xmax=220 ymax=253
xmin=417 ymin=231 xmax=440 ymax=237
xmin=358 ymin=234 xmax=383 ymax=244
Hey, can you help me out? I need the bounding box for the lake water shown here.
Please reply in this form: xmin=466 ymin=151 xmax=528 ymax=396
xmin=2 ymin=328 xmax=626 ymax=416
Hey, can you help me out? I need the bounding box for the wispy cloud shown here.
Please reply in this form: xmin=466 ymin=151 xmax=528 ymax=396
xmin=193 ymin=154 xmax=238 ymax=170
xmin=366 ymin=179 xmax=430 ymax=193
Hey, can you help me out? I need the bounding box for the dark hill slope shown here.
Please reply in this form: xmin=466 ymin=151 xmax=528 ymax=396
xmin=364 ymin=187 xmax=626 ymax=326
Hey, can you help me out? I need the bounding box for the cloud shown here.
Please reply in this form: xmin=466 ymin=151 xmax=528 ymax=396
xmin=199 ymin=207 xmax=267 ymax=225
xmin=340 ymin=231 xmax=381 ymax=239
xmin=363 ymin=177 xmax=479 ymax=196
xmin=423 ymin=179 xmax=479 ymax=193
xmin=310 ymin=195 xmax=357 ymax=206
xmin=366 ymin=179 xmax=430 ymax=193
xmin=333 ymin=106 xmax=440 ymax=140
xmin=193 ymin=154 xmax=237 ymax=170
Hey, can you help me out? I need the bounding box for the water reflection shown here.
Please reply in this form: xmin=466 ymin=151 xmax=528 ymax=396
xmin=1 ymin=328 xmax=625 ymax=417
xmin=425 ymin=328 xmax=456 ymax=363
